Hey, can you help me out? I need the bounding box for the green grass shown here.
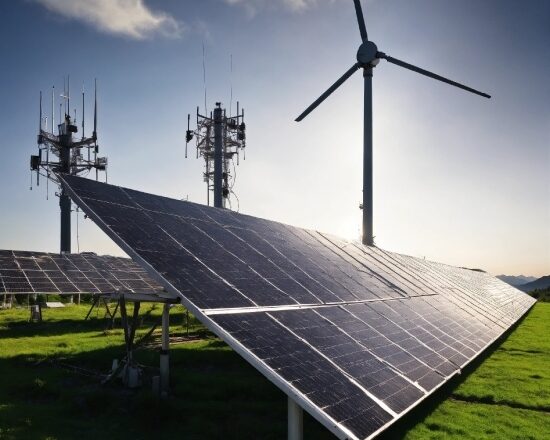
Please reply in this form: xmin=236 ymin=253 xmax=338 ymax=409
xmin=399 ymin=302 xmax=550 ymax=440
xmin=451 ymin=303 xmax=549 ymax=411
xmin=404 ymin=400 xmax=549 ymax=440
xmin=0 ymin=302 xmax=548 ymax=439
xmin=0 ymin=304 xmax=330 ymax=440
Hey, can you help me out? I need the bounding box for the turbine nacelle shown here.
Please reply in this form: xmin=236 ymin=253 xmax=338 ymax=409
xmin=356 ymin=41 xmax=380 ymax=68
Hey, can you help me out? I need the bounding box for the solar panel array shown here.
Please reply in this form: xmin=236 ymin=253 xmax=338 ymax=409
xmin=0 ymin=250 xmax=164 ymax=295
xmin=61 ymin=174 xmax=535 ymax=440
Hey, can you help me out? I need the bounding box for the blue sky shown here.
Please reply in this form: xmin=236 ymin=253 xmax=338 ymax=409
xmin=0 ymin=0 xmax=548 ymax=276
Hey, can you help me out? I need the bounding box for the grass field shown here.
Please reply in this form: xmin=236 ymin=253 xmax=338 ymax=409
xmin=0 ymin=301 xmax=548 ymax=440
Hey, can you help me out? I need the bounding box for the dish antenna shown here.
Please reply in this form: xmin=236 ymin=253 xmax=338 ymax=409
xmin=296 ymin=0 xmax=491 ymax=246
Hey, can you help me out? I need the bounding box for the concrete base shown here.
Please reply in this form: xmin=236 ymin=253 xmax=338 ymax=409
xmin=122 ymin=364 xmax=142 ymax=388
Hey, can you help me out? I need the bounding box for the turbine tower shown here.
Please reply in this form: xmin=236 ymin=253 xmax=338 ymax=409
xmin=296 ymin=0 xmax=491 ymax=246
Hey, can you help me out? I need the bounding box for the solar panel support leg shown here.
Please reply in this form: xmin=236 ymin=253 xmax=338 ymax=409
xmin=160 ymin=303 xmax=170 ymax=396
xmin=287 ymin=397 xmax=303 ymax=440
xmin=109 ymin=299 xmax=120 ymax=329
xmin=85 ymin=296 xmax=99 ymax=320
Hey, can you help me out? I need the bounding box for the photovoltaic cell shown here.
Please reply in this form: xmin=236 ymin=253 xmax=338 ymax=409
xmin=60 ymin=175 xmax=536 ymax=440
xmin=212 ymin=311 xmax=394 ymax=439
xmin=0 ymin=250 xmax=165 ymax=296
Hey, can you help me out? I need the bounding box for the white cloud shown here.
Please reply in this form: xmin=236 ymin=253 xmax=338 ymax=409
xmin=282 ymin=0 xmax=318 ymax=11
xmin=223 ymin=0 xmax=320 ymax=16
xmin=33 ymin=0 xmax=184 ymax=39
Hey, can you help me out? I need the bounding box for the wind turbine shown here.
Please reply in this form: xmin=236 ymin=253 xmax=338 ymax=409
xmin=295 ymin=0 xmax=490 ymax=246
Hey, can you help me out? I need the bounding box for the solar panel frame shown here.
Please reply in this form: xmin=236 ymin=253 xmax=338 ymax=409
xmin=59 ymin=174 xmax=536 ymax=440
xmin=59 ymin=177 xmax=376 ymax=439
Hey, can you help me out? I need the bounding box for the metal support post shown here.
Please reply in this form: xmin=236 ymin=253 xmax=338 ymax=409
xmin=288 ymin=397 xmax=303 ymax=440
xmin=362 ymin=68 xmax=374 ymax=246
xmin=84 ymin=296 xmax=100 ymax=320
xmin=213 ymin=104 xmax=223 ymax=208
xmin=160 ymin=303 xmax=170 ymax=395
xmin=59 ymin=190 xmax=71 ymax=253
xmin=59 ymin=132 xmax=72 ymax=253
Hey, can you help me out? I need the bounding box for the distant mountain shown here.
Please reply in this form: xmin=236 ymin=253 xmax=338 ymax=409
xmin=519 ymin=276 xmax=550 ymax=292
xmin=496 ymin=274 xmax=537 ymax=287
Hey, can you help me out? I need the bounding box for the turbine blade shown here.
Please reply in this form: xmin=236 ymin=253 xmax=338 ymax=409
xmin=353 ymin=0 xmax=368 ymax=41
xmin=379 ymin=53 xmax=491 ymax=98
xmin=296 ymin=63 xmax=360 ymax=122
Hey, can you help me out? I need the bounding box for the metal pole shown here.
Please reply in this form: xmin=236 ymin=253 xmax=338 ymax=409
xmin=59 ymin=128 xmax=71 ymax=253
xmin=288 ymin=397 xmax=303 ymax=440
xmin=160 ymin=303 xmax=170 ymax=395
xmin=213 ymin=104 xmax=223 ymax=208
xmin=362 ymin=68 xmax=374 ymax=246
xmin=60 ymin=191 xmax=71 ymax=252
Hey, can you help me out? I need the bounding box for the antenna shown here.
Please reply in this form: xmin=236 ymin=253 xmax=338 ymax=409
xmin=46 ymin=145 xmax=49 ymax=199
xmin=202 ymin=42 xmax=207 ymax=114
xmin=82 ymin=82 xmax=85 ymax=139
xmin=185 ymin=113 xmax=192 ymax=158
xmin=295 ymin=0 xmax=491 ymax=246
xmin=93 ymin=79 xmax=99 ymax=181
xmin=39 ymin=91 xmax=42 ymax=134
xmin=229 ymin=54 xmax=233 ymax=115
xmin=93 ymin=78 xmax=97 ymax=141
xmin=94 ymin=80 xmax=98 ymax=181
xmin=51 ymin=86 xmax=55 ymax=133
xmin=186 ymin=100 xmax=246 ymax=210
xmin=67 ymin=75 xmax=70 ymax=118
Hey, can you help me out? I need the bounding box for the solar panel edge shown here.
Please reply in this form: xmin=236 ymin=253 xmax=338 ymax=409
xmin=59 ymin=174 xmax=536 ymax=308
xmin=358 ymin=296 xmax=536 ymax=440
xmin=60 ymin=174 xmax=360 ymax=440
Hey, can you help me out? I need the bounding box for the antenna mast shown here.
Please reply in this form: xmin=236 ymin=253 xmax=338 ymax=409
xmin=81 ymin=83 xmax=85 ymax=139
xmin=31 ymin=77 xmax=108 ymax=254
xmin=186 ymin=101 xmax=246 ymax=209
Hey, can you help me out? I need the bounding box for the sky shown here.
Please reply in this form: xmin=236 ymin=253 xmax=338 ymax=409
xmin=0 ymin=0 xmax=548 ymax=277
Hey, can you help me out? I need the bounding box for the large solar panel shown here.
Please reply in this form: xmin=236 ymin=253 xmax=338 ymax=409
xmin=0 ymin=250 xmax=165 ymax=296
xmin=60 ymin=174 xmax=535 ymax=440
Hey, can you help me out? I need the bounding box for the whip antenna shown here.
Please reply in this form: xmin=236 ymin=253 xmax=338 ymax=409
xmin=202 ymin=42 xmax=207 ymax=114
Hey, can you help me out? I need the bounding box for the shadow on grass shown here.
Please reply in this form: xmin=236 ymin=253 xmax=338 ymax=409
xmin=0 ymin=309 xmax=196 ymax=340
xmin=0 ymin=317 xmax=111 ymax=339
xmin=4 ymin=304 xmax=538 ymax=439
xmin=0 ymin=337 xmax=334 ymax=440
xmin=375 ymin=305 xmax=536 ymax=440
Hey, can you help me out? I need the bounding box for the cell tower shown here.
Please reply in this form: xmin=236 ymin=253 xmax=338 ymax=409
xmin=185 ymin=102 xmax=246 ymax=209
xmin=30 ymin=77 xmax=108 ymax=253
